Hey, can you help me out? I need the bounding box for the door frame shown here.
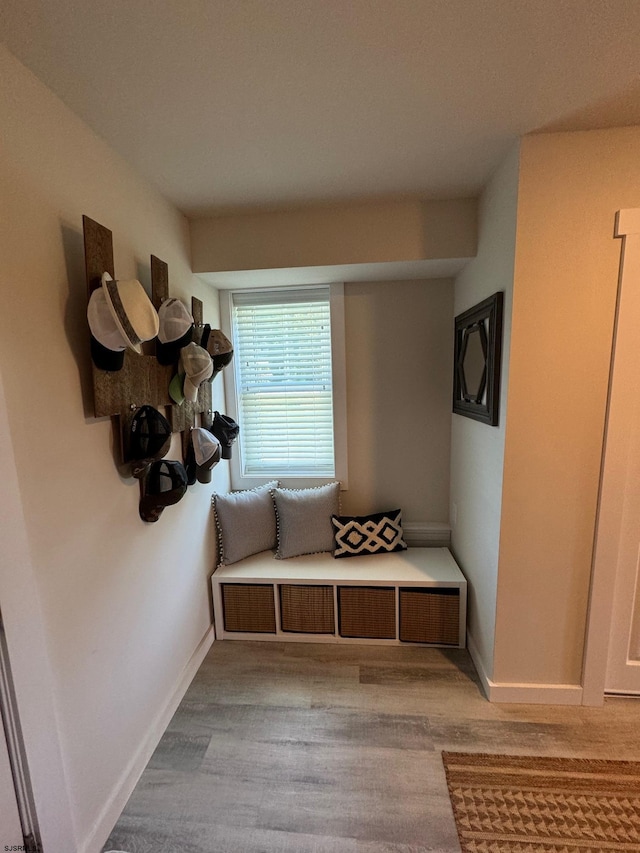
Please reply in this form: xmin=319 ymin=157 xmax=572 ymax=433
xmin=582 ymin=208 xmax=640 ymax=705
xmin=0 ymin=369 xmax=76 ymax=848
xmin=0 ymin=610 xmax=38 ymax=848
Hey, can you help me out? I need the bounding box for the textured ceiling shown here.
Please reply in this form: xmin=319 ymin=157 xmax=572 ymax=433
xmin=4 ymin=0 xmax=640 ymax=216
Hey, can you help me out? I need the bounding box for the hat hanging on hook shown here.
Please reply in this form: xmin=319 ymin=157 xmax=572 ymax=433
xmin=101 ymin=272 xmax=159 ymax=354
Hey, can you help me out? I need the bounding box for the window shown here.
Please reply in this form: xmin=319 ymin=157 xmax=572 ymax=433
xmin=221 ymin=284 xmax=347 ymax=490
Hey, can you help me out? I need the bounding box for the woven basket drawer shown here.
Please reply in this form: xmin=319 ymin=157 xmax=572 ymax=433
xmin=221 ymin=583 xmax=276 ymax=633
xmin=338 ymin=586 xmax=396 ymax=639
xmin=399 ymin=587 xmax=459 ymax=645
xmin=279 ymin=584 xmax=335 ymax=634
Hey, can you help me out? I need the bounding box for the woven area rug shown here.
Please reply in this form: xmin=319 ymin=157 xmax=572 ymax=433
xmin=442 ymin=752 xmax=640 ymax=852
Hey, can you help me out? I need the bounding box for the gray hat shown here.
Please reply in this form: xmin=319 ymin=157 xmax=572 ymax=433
xmin=200 ymin=326 xmax=234 ymax=377
xmin=180 ymin=343 xmax=213 ymax=403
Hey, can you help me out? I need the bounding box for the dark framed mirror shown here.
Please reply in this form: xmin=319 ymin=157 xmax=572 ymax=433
xmin=453 ymin=291 xmax=503 ymax=425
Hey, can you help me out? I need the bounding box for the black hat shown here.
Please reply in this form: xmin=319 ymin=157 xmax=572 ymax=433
xmin=209 ymin=412 xmax=239 ymax=460
xmin=129 ymin=405 xmax=172 ymax=478
xmin=90 ymin=335 xmax=125 ymax=372
xmin=184 ymin=438 xmax=197 ymax=486
xmin=139 ymin=460 xmax=188 ymax=523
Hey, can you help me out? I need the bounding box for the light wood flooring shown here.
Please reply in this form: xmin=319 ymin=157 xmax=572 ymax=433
xmin=103 ymin=640 xmax=640 ymax=853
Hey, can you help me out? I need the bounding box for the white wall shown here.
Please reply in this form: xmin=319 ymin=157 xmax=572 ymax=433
xmin=450 ymin=145 xmax=519 ymax=683
xmin=494 ymin=127 xmax=640 ymax=687
xmin=0 ymin=47 xmax=228 ymax=852
xmin=191 ymin=198 xmax=477 ymax=272
xmin=343 ymin=279 xmax=453 ymax=522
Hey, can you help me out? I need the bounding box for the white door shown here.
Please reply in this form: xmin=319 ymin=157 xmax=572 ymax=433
xmin=601 ymin=213 xmax=640 ymax=695
xmin=0 ymin=617 xmax=27 ymax=848
xmin=0 ymin=716 xmax=23 ymax=847
xmin=605 ymin=394 xmax=640 ymax=694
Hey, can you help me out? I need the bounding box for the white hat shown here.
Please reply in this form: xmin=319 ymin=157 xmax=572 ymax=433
xmin=101 ymin=272 xmax=159 ymax=354
xmin=180 ymin=343 xmax=213 ymax=403
xmin=88 ymin=288 xmax=127 ymax=352
xmin=157 ymin=298 xmax=194 ymax=365
xmin=87 ymin=288 xmax=127 ymax=371
xmin=158 ymin=298 xmax=194 ymax=343
xmin=191 ymin=428 xmax=222 ymax=483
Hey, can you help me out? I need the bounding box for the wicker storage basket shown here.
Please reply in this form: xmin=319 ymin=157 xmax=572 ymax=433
xmin=399 ymin=587 xmax=459 ymax=645
xmin=338 ymin=586 xmax=396 ymax=639
xmin=279 ymin=584 xmax=335 ymax=634
xmin=221 ymin=583 xmax=276 ymax=633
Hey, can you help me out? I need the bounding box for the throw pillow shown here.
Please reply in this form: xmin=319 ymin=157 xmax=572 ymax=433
xmin=212 ymin=481 xmax=279 ymax=566
xmin=331 ymin=509 xmax=408 ymax=558
xmin=272 ymin=482 xmax=340 ymax=559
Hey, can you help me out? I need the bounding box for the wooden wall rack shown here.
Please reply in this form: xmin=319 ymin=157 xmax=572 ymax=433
xmin=83 ymin=215 xmax=215 ymax=467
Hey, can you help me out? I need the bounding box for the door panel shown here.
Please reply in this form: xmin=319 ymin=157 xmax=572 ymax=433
xmin=0 ymin=717 xmax=23 ymax=848
xmin=605 ymin=392 xmax=640 ymax=693
xmin=603 ymin=225 xmax=640 ymax=694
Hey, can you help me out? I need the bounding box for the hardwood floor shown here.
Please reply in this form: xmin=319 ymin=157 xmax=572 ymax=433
xmin=103 ymin=640 xmax=640 ymax=853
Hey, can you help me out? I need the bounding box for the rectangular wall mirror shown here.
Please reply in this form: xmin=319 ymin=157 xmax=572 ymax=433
xmin=453 ymin=291 xmax=504 ymax=426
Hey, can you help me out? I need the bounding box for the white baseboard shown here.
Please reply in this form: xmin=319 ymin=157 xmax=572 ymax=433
xmin=467 ymin=629 xmax=583 ymax=705
xmin=488 ymin=681 xmax=583 ymax=705
xmin=404 ymin=521 xmax=451 ymax=547
xmin=82 ymin=626 xmax=215 ymax=853
xmin=466 ymin=630 xmax=492 ymax=700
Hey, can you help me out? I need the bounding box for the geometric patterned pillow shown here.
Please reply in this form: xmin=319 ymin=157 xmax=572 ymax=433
xmin=331 ymin=509 xmax=408 ymax=559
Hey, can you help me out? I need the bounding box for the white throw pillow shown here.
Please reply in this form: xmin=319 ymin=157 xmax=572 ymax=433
xmin=272 ymin=482 xmax=340 ymax=559
xmin=212 ymin=481 xmax=279 ymax=565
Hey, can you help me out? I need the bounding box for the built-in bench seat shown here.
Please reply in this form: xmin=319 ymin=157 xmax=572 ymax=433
xmin=211 ymin=547 xmax=467 ymax=647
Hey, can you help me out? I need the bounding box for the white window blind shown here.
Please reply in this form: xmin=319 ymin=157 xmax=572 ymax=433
xmin=231 ymin=287 xmax=335 ymax=478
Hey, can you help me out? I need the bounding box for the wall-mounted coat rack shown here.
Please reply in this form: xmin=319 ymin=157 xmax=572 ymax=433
xmin=83 ymin=215 xmax=214 ymax=468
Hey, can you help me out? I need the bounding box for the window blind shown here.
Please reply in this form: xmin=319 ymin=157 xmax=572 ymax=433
xmin=231 ymin=287 xmax=335 ymax=477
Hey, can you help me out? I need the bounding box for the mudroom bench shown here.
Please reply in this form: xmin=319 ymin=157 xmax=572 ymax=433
xmin=211 ymin=547 xmax=467 ymax=648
